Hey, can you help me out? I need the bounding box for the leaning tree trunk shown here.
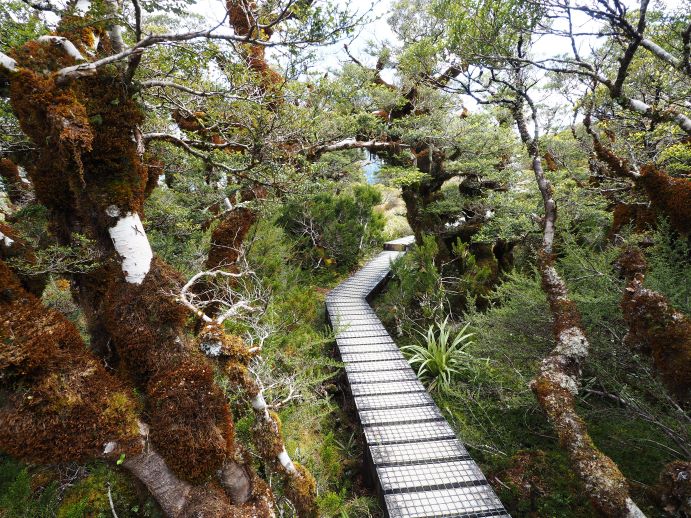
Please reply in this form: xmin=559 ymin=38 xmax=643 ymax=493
xmin=617 ymin=247 xmax=691 ymax=402
xmin=0 ymin=12 xmax=278 ymax=515
xmin=512 ymin=100 xmax=647 ymax=518
xmin=584 ymin=112 xmax=691 ymax=236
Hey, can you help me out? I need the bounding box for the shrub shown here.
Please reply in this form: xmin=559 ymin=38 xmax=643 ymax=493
xmin=279 ymin=184 xmax=384 ymax=271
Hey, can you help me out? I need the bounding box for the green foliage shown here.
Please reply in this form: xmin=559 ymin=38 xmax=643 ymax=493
xmin=0 ymin=458 xmax=157 ymax=518
xmin=402 ymin=318 xmax=484 ymax=392
xmin=378 ymin=166 xmax=430 ymax=187
xmin=57 ymin=463 xmax=159 ymax=518
xmin=435 ymin=0 xmax=543 ymax=61
xmin=317 ymin=489 xmax=379 ymax=518
xmin=143 ymin=183 xmax=213 ymax=275
xmin=7 ymin=234 xmax=100 ymax=276
xmin=644 ymin=221 xmax=691 ymax=314
xmin=231 ymin=220 xmax=376 ymax=513
xmin=279 ymin=184 xmax=384 ymax=271
xmin=0 ymin=458 xmax=59 ymax=518
xmin=0 ymin=1 xmax=46 ymax=52
xmin=378 ymin=235 xmax=448 ymax=331
xmin=658 ymin=142 xmax=691 ymax=175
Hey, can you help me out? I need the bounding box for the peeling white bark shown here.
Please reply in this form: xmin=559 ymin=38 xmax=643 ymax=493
xmin=107 ymin=211 xmax=153 ymax=284
xmin=0 ymin=52 xmax=17 ymax=72
xmin=640 ymin=38 xmax=681 ymax=70
xmin=251 ymin=388 xmax=298 ymax=474
xmin=37 ymin=36 xmax=87 ymax=62
xmin=251 ymin=392 xmax=268 ymax=414
xmin=626 ymin=498 xmax=648 ymax=518
xmin=625 ymin=97 xmax=691 ymax=134
xmin=104 ymin=0 xmax=125 ymax=53
xmin=278 ymin=449 xmax=297 ymax=474
xmin=0 ymin=231 xmax=15 ymax=248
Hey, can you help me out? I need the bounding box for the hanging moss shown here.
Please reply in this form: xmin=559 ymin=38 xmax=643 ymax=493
xmin=609 ymin=203 xmax=656 ymax=237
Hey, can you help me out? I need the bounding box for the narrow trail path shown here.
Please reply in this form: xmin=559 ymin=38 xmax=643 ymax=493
xmin=326 ymin=236 xmax=510 ymax=518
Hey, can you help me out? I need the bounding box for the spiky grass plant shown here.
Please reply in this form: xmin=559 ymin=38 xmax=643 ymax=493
xmin=402 ymin=318 xmax=476 ymax=392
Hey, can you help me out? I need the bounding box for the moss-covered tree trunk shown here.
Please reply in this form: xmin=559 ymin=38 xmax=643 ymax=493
xmin=0 ymin=9 xmax=285 ymax=516
xmin=512 ymin=97 xmax=647 ymax=517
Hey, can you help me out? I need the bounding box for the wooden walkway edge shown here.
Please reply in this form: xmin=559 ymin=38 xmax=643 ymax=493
xmin=326 ymin=236 xmax=510 ymax=518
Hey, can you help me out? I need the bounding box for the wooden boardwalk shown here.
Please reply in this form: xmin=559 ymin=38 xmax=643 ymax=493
xmin=326 ymin=237 xmax=510 ymax=518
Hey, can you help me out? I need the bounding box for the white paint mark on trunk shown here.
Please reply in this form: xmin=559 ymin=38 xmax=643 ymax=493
xmin=108 ymin=212 xmax=153 ymax=284
xmin=103 ymin=441 xmax=117 ymax=454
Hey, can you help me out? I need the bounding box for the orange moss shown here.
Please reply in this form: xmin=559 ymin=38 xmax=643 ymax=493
xmin=9 ymin=36 xmax=148 ymax=234
xmin=102 ymin=259 xmax=188 ymax=380
xmin=227 ymin=0 xmax=255 ymax=37
xmin=253 ymin=411 xmax=284 ymax=463
xmin=226 ymin=0 xmax=283 ymax=100
xmin=639 ymin=165 xmax=691 ymax=236
xmin=615 ymin=246 xmax=647 ymax=281
xmin=284 ymin=463 xmax=318 ymax=518
xmin=148 ymin=359 xmax=235 ymax=483
xmin=0 ymin=260 xmax=140 ymax=463
xmin=55 ymin=15 xmax=109 ymax=56
xmin=224 ymin=361 xmax=260 ymax=398
xmin=544 ymin=151 xmax=558 ymax=172
xmin=609 ymin=203 xmax=656 ymax=237
xmin=172 ymin=109 xmax=207 ymax=132
xmin=591 ymin=137 xmax=633 ymax=180
xmin=206 ymin=207 xmax=257 ymax=269
xmin=6 ymin=26 xmax=246 ymax=496
xmin=100 ymin=259 xmax=238 ymax=482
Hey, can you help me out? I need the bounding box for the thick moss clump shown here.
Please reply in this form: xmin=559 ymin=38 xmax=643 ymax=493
xmin=0 ymin=260 xmax=140 ymax=464
xmin=206 ymin=207 xmax=257 ymax=270
xmin=639 ymin=165 xmax=691 ymax=236
xmin=102 ymin=259 xmax=237 ymax=482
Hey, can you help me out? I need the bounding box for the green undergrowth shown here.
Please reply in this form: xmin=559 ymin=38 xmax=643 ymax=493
xmin=0 ymin=216 xmax=381 ymax=517
xmin=224 ymin=218 xmax=381 ymax=517
xmin=0 ymin=456 xmax=160 ymax=517
xmin=373 ymin=229 xmax=688 ymax=517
